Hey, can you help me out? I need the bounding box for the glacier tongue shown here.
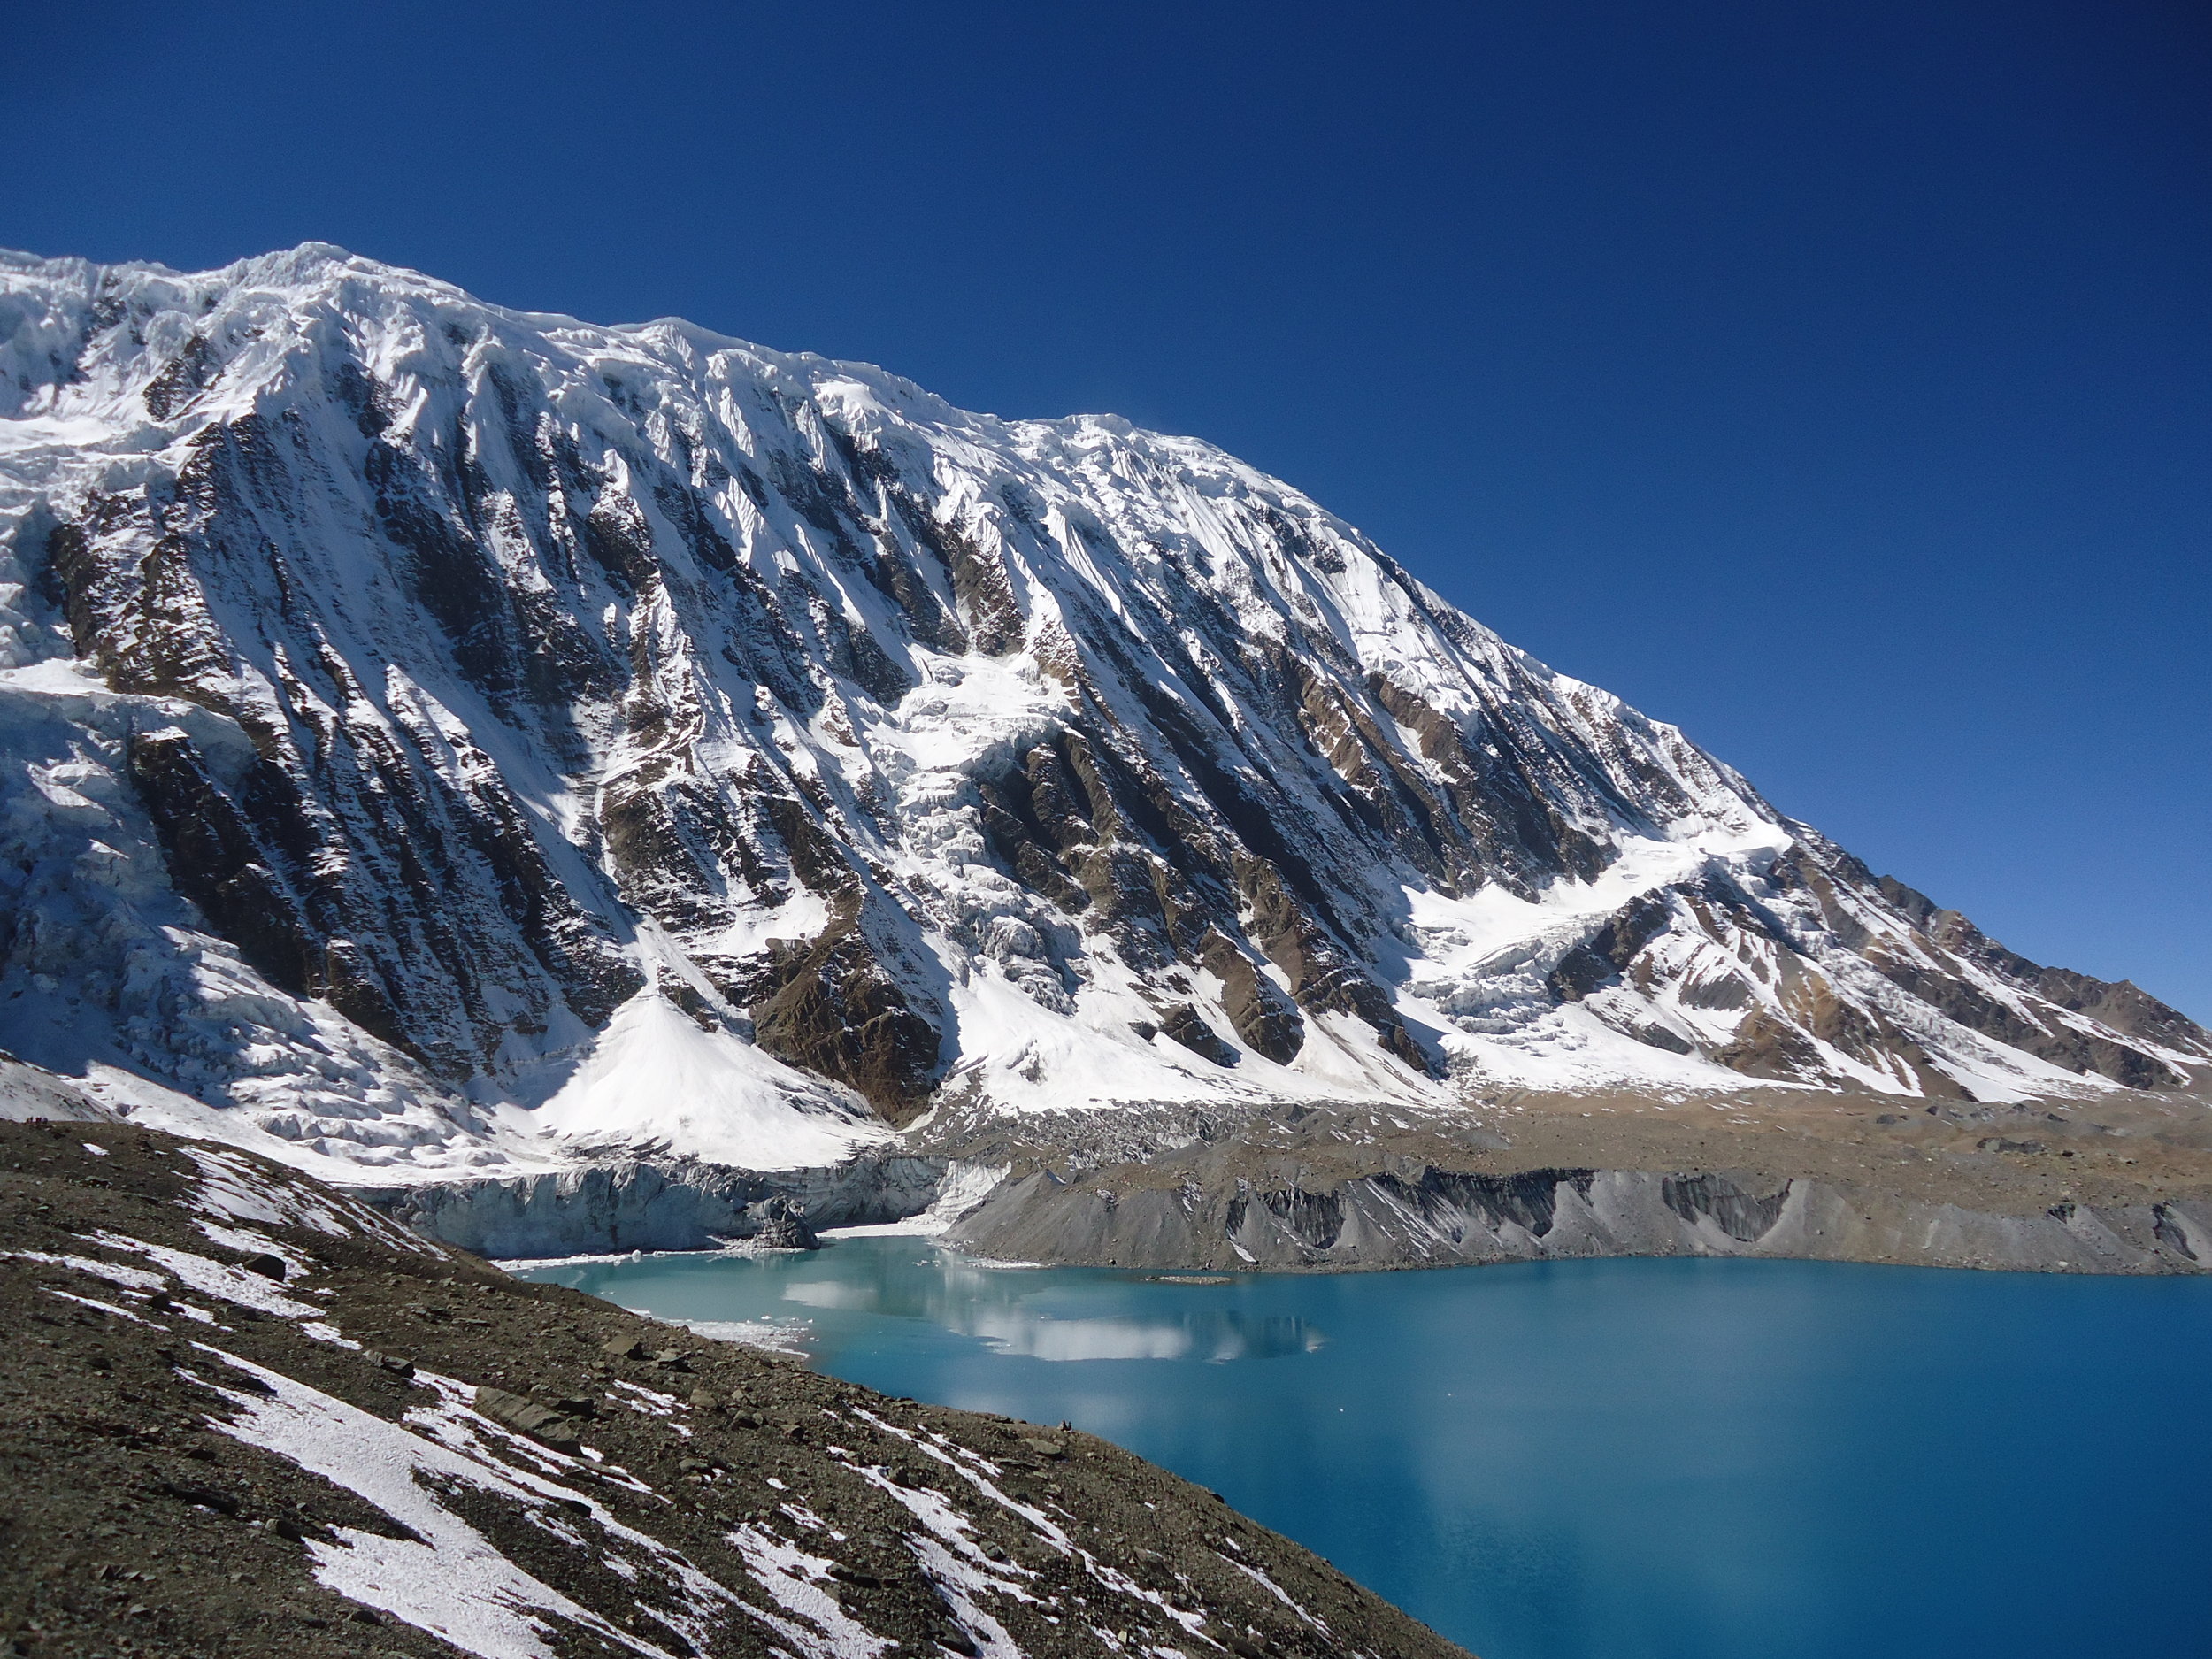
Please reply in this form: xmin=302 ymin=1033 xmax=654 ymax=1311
xmin=0 ymin=241 xmax=2204 ymax=1187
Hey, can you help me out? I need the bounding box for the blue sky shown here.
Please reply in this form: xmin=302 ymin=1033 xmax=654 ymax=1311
xmin=9 ymin=1 xmax=2208 ymax=1018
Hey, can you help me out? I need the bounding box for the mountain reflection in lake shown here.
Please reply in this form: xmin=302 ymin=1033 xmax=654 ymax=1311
xmin=520 ymin=1236 xmax=2212 ymax=1659
xmin=546 ymin=1238 xmax=1323 ymax=1363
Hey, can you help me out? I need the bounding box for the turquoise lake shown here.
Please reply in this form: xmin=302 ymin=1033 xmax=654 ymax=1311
xmin=518 ymin=1241 xmax=2212 ymax=1659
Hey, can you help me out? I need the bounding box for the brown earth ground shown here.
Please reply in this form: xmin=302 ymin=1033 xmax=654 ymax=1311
xmin=1450 ymin=1085 xmax=2212 ymax=1216
xmin=927 ymin=1084 xmax=2212 ymax=1221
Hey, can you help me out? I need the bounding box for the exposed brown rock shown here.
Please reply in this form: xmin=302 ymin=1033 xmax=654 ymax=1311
xmin=749 ymin=907 xmax=943 ymax=1124
xmin=1202 ymin=930 xmax=1307 ymax=1063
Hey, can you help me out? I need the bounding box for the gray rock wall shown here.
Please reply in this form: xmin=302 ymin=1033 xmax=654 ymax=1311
xmin=943 ymin=1164 xmax=2212 ymax=1275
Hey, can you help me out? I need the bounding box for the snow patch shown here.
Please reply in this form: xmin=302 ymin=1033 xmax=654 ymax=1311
xmin=524 ymin=990 xmax=886 ymax=1171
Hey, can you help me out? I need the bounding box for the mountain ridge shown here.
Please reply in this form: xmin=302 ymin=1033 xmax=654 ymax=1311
xmin=1 ymin=242 xmax=2203 ymax=1192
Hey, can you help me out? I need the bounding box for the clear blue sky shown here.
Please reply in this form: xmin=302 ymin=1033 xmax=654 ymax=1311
xmin=10 ymin=1 xmax=2208 ymax=1020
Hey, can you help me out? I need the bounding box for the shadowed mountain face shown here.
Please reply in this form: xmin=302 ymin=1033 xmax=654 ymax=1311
xmin=0 ymin=244 xmax=2202 ymax=1178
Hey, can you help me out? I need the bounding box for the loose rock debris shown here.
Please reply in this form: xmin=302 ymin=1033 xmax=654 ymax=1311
xmin=0 ymin=1120 xmax=1469 ymax=1658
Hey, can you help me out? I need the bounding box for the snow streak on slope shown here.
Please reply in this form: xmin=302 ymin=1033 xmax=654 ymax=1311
xmin=0 ymin=244 xmax=2202 ymax=1179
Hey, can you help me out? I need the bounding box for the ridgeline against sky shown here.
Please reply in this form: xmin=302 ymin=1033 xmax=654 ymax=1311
xmin=4 ymin=0 xmax=2207 ymax=1018
xmin=1 ymin=244 xmax=2202 ymax=1183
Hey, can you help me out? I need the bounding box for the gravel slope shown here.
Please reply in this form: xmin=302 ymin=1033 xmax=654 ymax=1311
xmin=921 ymin=1087 xmax=2212 ymax=1274
xmin=0 ymin=1119 xmax=1467 ymax=1659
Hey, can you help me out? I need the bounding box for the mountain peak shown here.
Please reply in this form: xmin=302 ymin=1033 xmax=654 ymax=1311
xmin=0 ymin=245 xmax=2202 ymax=1181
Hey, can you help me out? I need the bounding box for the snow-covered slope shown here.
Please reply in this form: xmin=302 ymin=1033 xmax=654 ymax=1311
xmin=1 ymin=244 xmax=2202 ymax=1181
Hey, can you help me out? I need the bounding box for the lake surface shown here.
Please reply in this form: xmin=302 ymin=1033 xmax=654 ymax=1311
xmin=519 ymin=1241 xmax=2212 ymax=1659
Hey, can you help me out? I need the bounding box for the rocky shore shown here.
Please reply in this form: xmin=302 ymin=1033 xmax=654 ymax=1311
xmin=0 ymin=1118 xmax=1468 ymax=1659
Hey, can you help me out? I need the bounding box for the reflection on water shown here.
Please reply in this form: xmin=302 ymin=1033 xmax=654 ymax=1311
xmin=520 ymin=1237 xmax=2212 ymax=1659
xmin=778 ymin=1278 xmax=880 ymax=1310
xmin=961 ymin=1307 xmax=1319 ymax=1363
xmin=780 ymin=1249 xmax=1325 ymax=1362
xmin=546 ymin=1240 xmax=1323 ymax=1363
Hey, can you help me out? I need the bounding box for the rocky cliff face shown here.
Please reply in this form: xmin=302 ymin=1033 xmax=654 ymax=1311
xmin=1 ymin=243 xmax=2204 ymax=1185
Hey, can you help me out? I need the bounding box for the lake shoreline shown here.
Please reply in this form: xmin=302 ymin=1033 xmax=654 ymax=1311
xmin=521 ymin=1234 xmax=2212 ymax=1659
xmin=366 ymin=1085 xmax=2212 ymax=1276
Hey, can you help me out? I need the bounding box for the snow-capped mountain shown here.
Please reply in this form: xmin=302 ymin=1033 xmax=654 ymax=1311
xmin=2 ymin=244 xmax=2202 ymax=1180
